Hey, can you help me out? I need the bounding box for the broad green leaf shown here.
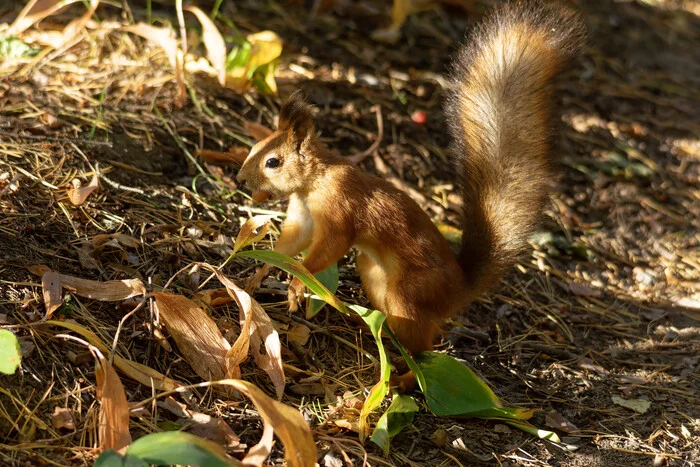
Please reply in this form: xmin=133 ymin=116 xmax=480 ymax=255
xmin=236 ymin=250 xmax=347 ymax=314
xmin=126 ymin=431 xmax=238 ymax=466
xmin=505 ymin=419 xmax=561 ymax=443
xmin=0 ymin=330 xmax=21 ymax=375
xmin=94 ymin=450 xmax=148 ymax=467
xmin=245 ymin=31 xmax=282 ymax=73
xmin=306 ymin=263 xmax=339 ymax=319
xmin=370 ymin=394 xmax=418 ymax=454
xmin=349 ymin=305 xmax=392 ymax=441
xmin=414 ymin=351 xmax=503 ymax=417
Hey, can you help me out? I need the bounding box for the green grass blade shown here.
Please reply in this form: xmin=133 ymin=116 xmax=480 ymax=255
xmin=306 ymin=263 xmax=339 ymax=319
xmin=370 ymin=394 xmax=419 ymax=455
xmin=0 ymin=329 xmax=21 ymax=375
xmin=236 ymin=250 xmax=347 ymax=313
xmin=126 ymin=431 xmax=238 ymax=466
xmin=505 ymin=419 xmax=561 ymax=442
xmin=384 ymin=325 xmax=427 ymax=392
xmin=349 ymin=305 xmax=392 ymax=441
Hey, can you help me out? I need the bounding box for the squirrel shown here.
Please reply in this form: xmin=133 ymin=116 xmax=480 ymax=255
xmin=236 ymin=1 xmax=586 ymax=389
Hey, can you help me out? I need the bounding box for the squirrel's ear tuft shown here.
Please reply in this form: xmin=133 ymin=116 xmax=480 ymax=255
xmin=279 ymin=90 xmax=315 ymax=151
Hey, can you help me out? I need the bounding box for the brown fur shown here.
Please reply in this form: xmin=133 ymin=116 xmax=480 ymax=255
xmin=237 ymin=2 xmax=586 ymax=386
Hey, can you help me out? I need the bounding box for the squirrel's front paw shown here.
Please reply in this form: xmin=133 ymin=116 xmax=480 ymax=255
xmin=287 ymin=278 xmax=304 ymax=312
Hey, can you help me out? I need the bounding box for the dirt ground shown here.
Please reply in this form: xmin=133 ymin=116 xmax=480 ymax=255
xmin=1 ymin=0 xmax=699 ymax=466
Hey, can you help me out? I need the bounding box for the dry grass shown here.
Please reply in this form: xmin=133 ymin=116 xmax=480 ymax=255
xmin=0 ymin=0 xmax=699 ymax=465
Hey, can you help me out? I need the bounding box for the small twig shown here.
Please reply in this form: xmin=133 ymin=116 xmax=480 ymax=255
xmin=100 ymin=173 xmax=146 ymax=194
xmin=346 ymin=105 xmax=383 ymax=164
xmin=110 ymin=297 xmax=148 ymax=363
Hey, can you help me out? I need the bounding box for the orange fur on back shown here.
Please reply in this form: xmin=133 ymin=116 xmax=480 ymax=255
xmin=237 ymin=1 xmax=586 ymax=362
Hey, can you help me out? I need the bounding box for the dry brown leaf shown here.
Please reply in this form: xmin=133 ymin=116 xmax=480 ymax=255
xmin=46 ymin=320 xmax=183 ymax=392
xmin=29 ymin=265 xmax=146 ymax=301
xmin=76 ymin=242 xmax=101 ymax=270
xmin=41 ymin=270 xmax=62 ymax=318
xmin=196 ymin=148 xmax=248 ymax=166
xmin=221 ymin=379 xmax=316 ymax=467
xmin=66 ymin=172 xmax=99 ymax=206
xmin=287 ymin=324 xmax=311 ymax=346
xmin=233 ymin=216 xmax=274 ymax=255
xmin=123 ymin=23 xmax=186 ymax=108
xmin=51 ymin=407 xmax=75 ymax=430
xmin=95 ymin=349 xmax=132 ymax=453
xmin=7 ymin=0 xmax=85 ymax=36
xmin=93 ymin=233 xmax=141 ymax=249
xmin=244 ymin=121 xmax=273 ymax=141
xmin=243 ymin=423 xmax=274 ymax=466
xmin=184 ymin=6 xmax=226 ymax=86
xmin=55 ymin=0 xmax=99 ymax=48
xmin=197 ymin=264 xmax=285 ymax=399
xmin=152 ymin=292 xmax=231 ymax=385
xmin=192 ymin=288 xmax=234 ymax=308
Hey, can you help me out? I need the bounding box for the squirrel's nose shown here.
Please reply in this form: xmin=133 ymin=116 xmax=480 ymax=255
xmin=236 ymin=173 xmax=246 ymax=186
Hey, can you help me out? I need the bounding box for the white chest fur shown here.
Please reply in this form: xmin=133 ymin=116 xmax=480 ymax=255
xmin=287 ymin=193 xmax=315 ymax=242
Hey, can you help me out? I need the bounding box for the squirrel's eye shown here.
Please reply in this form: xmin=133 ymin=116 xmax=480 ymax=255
xmin=265 ymin=157 xmax=280 ymax=169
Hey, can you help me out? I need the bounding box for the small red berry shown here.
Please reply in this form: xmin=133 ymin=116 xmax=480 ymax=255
xmin=411 ymin=110 xmax=427 ymax=125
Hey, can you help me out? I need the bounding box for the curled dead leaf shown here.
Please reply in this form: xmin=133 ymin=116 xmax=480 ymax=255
xmin=233 ymin=216 xmax=274 ymax=255
xmin=94 ymin=349 xmax=132 ymax=453
xmin=41 ymin=270 xmax=62 ymax=318
xmin=184 ymin=6 xmax=226 ymax=86
xmin=287 ymin=324 xmax=311 ymax=346
xmin=66 ymin=172 xmax=99 ymax=206
xmin=123 ymin=23 xmax=186 ymax=108
xmin=51 ymin=407 xmax=75 ymax=430
xmin=196 ymin=264 xmax=285 ymax=399
xmin=29 ymin=265 xmax=147 ymax=301
xmin=220 ymin=379 xmax=315 ymax=467
xmin=196 ymin=148 xmax=249 ymax=165
xmin=8 ymin=0 xmax=86 ymax=36
xmin=151 ymin=293 xmax=232 ymax=390
xmin=244 ymin=121 xmax=273 ymax=141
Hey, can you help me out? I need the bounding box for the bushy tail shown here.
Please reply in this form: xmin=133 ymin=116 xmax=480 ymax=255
xmin=446 ymin=1 xmax=586 ymax=297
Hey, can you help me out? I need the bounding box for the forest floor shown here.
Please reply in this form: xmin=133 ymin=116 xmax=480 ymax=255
xmin=0 ymin=0 xmax=699 ymax=465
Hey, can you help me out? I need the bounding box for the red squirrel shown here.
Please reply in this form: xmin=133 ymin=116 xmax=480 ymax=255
xmin=237 ymin=1 xmax=586 ymax=388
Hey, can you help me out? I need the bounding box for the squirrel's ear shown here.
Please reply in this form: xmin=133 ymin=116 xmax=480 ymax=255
xmin=279 ymin=90 xmax=315 ymax=151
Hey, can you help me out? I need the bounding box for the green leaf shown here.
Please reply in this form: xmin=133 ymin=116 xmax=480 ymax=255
xmin=370 ymin=394 xmax=419 ymax=454
xmin=0 ymin=35 xmax=39 ymax=59
xmin=505 ymin=419 xmax=561 ymax=443
xmin=415 ymin=352 xmax=536 ymax=420
xmin=126 ymin=431 xmax=237 ymax=466
xmin=349 ymin=305 xmax=392 ymax=441
xmin=306 ymin=263 xmax=339 ymax=319
xmin=94 ymin=450 xmax=148 ymax=467
xmin=414 ymin=351 xmax=502 ymax=417
xmin=225 ymin=41 xmax=251 ymax=71
xmin=385 ymin=326 xmax=427 ymax=393
xmin=0 ymin=330 xmax=21 ymax=375
xmin=236 ymin=249 xmax=347 ymax=314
